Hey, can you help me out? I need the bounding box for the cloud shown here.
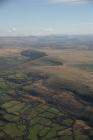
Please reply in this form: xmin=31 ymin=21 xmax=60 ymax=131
xmin=10 ymin=27 xmax=16 ymax=32
xmin=49 ymin=0 xmax=93 ymax=4
xmin=35 ymin=27 xmax=55 ymax=35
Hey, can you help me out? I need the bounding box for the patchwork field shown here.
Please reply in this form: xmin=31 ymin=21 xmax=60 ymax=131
xmin=0 ymin=47 xmax=93 ymax=140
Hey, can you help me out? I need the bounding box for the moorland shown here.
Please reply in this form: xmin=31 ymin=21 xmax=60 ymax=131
xmin=0 ymin=35 xmax=93 ymax=140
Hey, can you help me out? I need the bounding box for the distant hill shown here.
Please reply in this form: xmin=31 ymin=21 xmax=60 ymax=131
xmin=0 ymin=35 xmax=93 ymax=49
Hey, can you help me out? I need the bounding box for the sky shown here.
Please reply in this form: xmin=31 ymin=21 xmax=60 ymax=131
xmin=0 ymin=0 xmax=93 ymax=36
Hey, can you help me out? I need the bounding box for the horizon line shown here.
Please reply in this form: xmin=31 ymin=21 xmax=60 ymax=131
xmin=0 ymin=34 xmax=93 ymax=37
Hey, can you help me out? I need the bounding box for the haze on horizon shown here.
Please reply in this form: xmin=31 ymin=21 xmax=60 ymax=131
xmin=0 ymin=0 xmax=93 ymax=36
